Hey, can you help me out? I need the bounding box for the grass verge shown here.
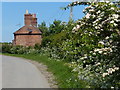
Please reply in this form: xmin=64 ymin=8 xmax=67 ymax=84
xmin=2 ymin=53 xmax=90 ymax=88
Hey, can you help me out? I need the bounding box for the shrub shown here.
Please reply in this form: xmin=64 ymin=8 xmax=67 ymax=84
xmin=2 ymin=43 xmax=13 ymax=53
xmin=63 ymin=2 xmax=120 ymax=88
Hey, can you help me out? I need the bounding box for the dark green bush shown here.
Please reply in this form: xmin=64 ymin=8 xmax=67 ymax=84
xmin=2 ymin=43 xmax=13 ymax=53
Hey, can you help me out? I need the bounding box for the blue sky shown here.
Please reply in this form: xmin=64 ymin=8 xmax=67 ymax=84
xmin=1 ymin=2 xmax=87 ymax=42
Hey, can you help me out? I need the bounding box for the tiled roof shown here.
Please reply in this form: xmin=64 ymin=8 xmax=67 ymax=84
xmin=14 ymin=25 xmax=42 ymax=34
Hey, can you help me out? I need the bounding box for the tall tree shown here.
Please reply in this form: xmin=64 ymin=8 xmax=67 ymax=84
xmin=38 ymin=21 xmax=49 ymax=36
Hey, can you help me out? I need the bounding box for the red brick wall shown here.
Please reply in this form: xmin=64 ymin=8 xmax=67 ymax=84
xmin=14 ymin=35 xmax=42 ymax=46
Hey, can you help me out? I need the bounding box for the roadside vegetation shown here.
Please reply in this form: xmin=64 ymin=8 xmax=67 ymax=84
xmin=1 ymin=1 xmax=120 ymax=88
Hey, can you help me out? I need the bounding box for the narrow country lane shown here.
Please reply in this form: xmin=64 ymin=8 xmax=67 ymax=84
xmin=2 ymin=55 xmax=50 ymax=88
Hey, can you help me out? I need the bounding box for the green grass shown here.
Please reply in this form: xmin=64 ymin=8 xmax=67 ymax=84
xmin=2 ymin=53 xmax=90 ymax=88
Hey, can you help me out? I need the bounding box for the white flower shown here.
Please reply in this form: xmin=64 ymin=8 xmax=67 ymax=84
xmin=105 ymin=36 xmax=109 ymax=39
xmin=84 ymin=54 xmax=87 ymax=57
xmin=68 ymin=4 xmax=70 ymax=6
xmin=95 ymin=26 xmax=98 ymax=29
xmin=98 ymin=41 xmax=104 ymax=45
xmin=85 ymin=13 xmax=91 ymax=19
xmin=94 ymin=49 xmax=99 ymax=52
xmin=97 ymin=10 xmax=101 ymax=14
xmin=93 ymin=53 xmax=96 ymax=55
xmin=108 ymin=70 xmax=112 ymax=74
xmin=114 ymin=67 xmax=119 ymax=70
xmin=111 ymin=87 xmax=114 ymax=89
xmin=110 ymin=48 xmax=113 ymax=52
xmin=110 ymin=20 xmax=114 ymax=23
xmin=83 ymin=9 xmax=86 ymax=12
xmin=76 ymin=25 xmax=80 ymax=29
xmin=111 ymin=7 xmax=115 ymax=10
xmin=105 ymin=0 xmax=110 ymax=3
xmin=80 ymin=57 xmax=84 ymax=60
xmin=95 ymin=4 xmax=98 ymax=7
xmin=72 ymin=68 xmax=77 ymax=72
xmin=89 ymin=9 xmax=94 ymax=12
xmin=71 ymin=62 xmax=76 ymax=64
xmin=114 ymin=23 xmax=118 ymax=26
xmin=112 ymin=69 xmax=115 ymax=72
xmin=107 ymin=68 xmax=114 ymax=74
xmin=93 ymin=21 xmax=96 ymax=24
xmin=84 ymin=56 xmax=87 ymax=59
xmin=103 ymin=53 xmax=107 ymax=55
xmin=110 ymin=2 xmax=113 ymax=5
xmin=86 ymin=65 xmax=89 ymax=67
xmin=102 ymin=73 xmax=108 ymax=77
xmin=74 ymin=2 xmax=77 ymax=5
xmin=73 ymin=27 xmax=76 ymax=30
xmin=78 ymin=20 xmax=81 ymax=23
xmin=114 ymin=19 xmax=119 ymax=22
xmin=98 ymin=51 xmax=103 ymax=54
xmin=98 ymin=18 xmax=102 ymax=20
xmin=92 ymin=14 xmax=96 ymax=18
xmin=98 ymin=24 xmax=102 ymax=27
xmin=96 ymin=62 xmax=101 ymax=66
xmin=112 ymin=14 xmax=119 ymax=19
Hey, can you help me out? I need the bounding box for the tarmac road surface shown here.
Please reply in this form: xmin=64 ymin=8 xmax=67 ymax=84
xmin=2 ymin=55 xmax=50 ymax=88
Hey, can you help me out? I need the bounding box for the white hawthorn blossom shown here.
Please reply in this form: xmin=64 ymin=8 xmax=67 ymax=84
xmin=68 ymin=2 xmax=119 ymax=88
xmin=95 ymin=62 xmax=101 ymax=66
xmin=110 ymin=20 xmax=114 ymax=23
xmin=112 ymin=14 xmax=119 ymax=19
xmin=76 ymin=25 xmax=80 ymax=29
xmin=102 ymin=66 xmax=119 ymax=77
xmin=96 ymin=10 xmax=101 ymax=14
xmin=92 ymin=14 xmax=96 ymax=18
xmin=89 ymin=9 xmax=94 ymax=12
xmin=94 ymin=47 xmax=113 ymax=54
xmin=85 ymin=13 xmax=91 ymax=19
xmin=114 ymin=23 xmax=118 ymax=26
xmin=105 ymin=36 xmax=109 ymax=39
xmin=105 ymin=0 xmax=110 ymax=3
xmin=111 ymin=87 xmax=114 ymax=89
xmin=98 ymin=41 xmax=105 ymax=45
xmin=110 ymin=7 xmax=115 ymax=10
xmin=102 ymin=73 xmax=108 ymax=77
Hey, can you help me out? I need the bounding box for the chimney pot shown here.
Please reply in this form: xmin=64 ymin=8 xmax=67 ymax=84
xmin=32 ymin=14 xmax=36 ymax=18
xmin=26 ymin=10 xmax=29 ymax=14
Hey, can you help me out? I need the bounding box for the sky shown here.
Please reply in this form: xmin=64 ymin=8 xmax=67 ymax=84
xmin=1 ymin=1 xmax=87 ymax=42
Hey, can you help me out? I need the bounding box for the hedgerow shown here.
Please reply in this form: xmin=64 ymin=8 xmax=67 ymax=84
xmin=1 ymin=1 xmax=120 ymax=88
xmin=41 ymin=1 xmax=120 ymax=88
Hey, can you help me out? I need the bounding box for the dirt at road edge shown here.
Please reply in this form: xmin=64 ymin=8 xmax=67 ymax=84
xmin=28 ymin=60 xmax=58 ymax=88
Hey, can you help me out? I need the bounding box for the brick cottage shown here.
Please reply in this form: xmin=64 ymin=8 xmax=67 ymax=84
xmin=13 ymin=10 xmax=42 ymax=46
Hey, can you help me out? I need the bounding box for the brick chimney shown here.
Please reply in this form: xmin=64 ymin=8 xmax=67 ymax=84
xmin=24 ymin=10 xmax=32 ymax=26
xmin=24 ymin=10 xmax=37 ymax=27
xmin=31 ymin=14 xmax=37 ymax=27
